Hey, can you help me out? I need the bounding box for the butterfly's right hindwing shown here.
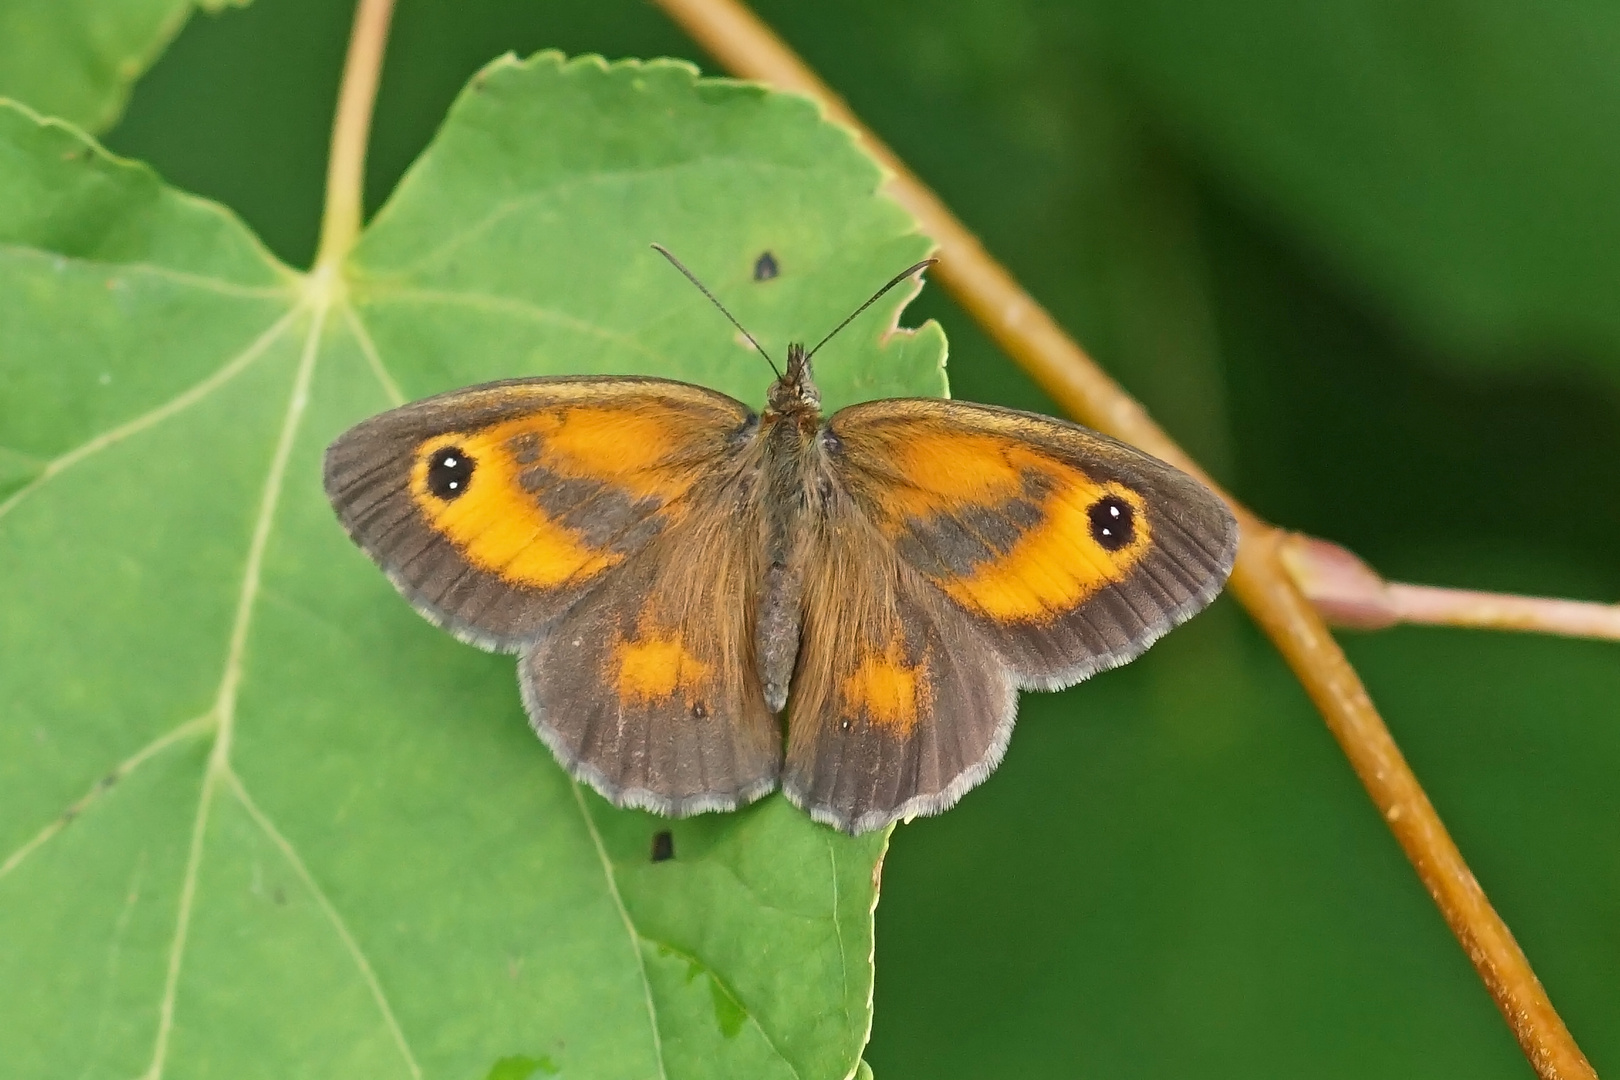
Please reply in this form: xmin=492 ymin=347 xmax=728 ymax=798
xmin=519 ymin=471 xmax=782 ymax=816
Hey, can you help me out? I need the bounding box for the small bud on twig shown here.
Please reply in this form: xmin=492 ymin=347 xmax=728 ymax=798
xmin=1281 ymin=533 xmax=1620 ymax=642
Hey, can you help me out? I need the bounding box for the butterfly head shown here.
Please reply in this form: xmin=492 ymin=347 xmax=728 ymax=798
xmin=649 ymin=243 xmax=935 ymax=421
xmin=767 ymin=257 xmax=938 ymax=418
xmin=767 ymin=342 xmax=822 ymax=416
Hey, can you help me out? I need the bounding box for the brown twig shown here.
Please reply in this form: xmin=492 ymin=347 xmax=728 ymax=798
xmin=651 ymin=0 xmax=1599 ymax=1075
xmin=1282 ymin=533 xmax=1620 ymax=640
xmin=315 ymin=0 xmax=396 ymax=271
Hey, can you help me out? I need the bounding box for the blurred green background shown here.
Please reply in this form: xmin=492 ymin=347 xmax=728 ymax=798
xmin=64 ymin=0 xmax=1620 ymax=1075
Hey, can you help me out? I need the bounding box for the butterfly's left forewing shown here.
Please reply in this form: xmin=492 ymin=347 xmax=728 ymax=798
xmin=784 ymin=398 xmax=1237 ymax=832
xmin=827 ymin=398 xmax=1239 ymax=688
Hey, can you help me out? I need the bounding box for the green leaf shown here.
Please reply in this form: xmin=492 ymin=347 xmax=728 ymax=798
xmin=0 ymin=53 xmax=942 ymax=1079
xmin=0 ymin=0 xmax=250 ymax=133
xmin=485 ymin=1054 xmax=558 ymax=1080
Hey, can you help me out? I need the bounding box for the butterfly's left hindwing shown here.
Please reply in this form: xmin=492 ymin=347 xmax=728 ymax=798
xmin=782 ymin=495 xmax=1016 ymax=834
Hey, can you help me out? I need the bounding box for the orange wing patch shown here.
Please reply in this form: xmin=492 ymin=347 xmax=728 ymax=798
xmin=844 ymin=422 xmax=1154 ymax=623
xmin=612 ymin=623 xmax=713 ymax=705
xmin=410 ymin=429 xmax=616 ymax=588
xmin=523 ymin=406 xmax=688 ymax=500
xmin=407 ymin=408 xmax=709 ymax=590
xmin=881 ymin=430 xmax=1028 ymax=517
xmin=840 ymin=640 xmax=930 ymax=733
xmin=938 ymin=479 xmax=1151 ymax=620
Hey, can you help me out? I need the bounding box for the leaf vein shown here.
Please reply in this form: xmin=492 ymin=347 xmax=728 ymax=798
xmin=0 ymin=303 xmax=304 ymax=524
xmin=569 ymin=782 xmax=669 ymax=1080
xmin=370 ymin=157 xmax=807 ymax=281
xmin=138 ymin=743 xmax=220 ymax=1080
xmin=357 ymin=286 xmax=673 ymax=367
xmin=639 ymin=934 xmax=804 ymax=1080
xmin=141 ymin=285 xmax=330 ymax=1080
xmin=226 ymin=769 xmax=422 ymax=1079
xmin=78 ymin=852 xmax=148 ymax=1080
xmin=344 ymin=305 xmax=407 ymax=406
xmin=0 ymin=714 xmax=211 ymax=884
xmin=827 ymin=838 xmax=852 ymax=1034
xmin=0 ymin=243 xmax=301 ymax=298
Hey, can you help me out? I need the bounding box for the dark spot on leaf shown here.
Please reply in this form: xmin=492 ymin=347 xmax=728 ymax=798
xmin=272 ymin=886 xmax=286 ymax=906
xmin=651 ymin=830 xmax=675 ymax=862
xmin=1087 ymin=494 xmax=1135 ymax=551
xmin=753 ymin=251 xmax=779 ymax=281
xmin=98 ymin=771 xmax=119 ymax=790
xmin=426 ymin=446 xmax=474 ymax=500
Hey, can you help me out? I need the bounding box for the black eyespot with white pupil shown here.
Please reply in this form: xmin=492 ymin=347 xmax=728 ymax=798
xmin=1087 ymin=494 xmax=1135 ymax=551
xmin=426 ymin=446 xmax=474 ymax=500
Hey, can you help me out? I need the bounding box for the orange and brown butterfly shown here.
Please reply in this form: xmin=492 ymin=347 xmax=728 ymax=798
xmin=323 ymin=248 xmax=1238 ymax=834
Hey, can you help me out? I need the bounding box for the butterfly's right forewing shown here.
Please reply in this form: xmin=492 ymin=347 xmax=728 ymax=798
xmin=326 ymin=375 xmax=784 ymax=816
xmin=324 ymin=376 xmax=753 ymax=650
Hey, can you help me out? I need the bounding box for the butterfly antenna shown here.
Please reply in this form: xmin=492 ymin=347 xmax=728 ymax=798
xmin=651 ymin=243 xmax=781 ymax=379
xmin=805 ymin=258 xmax=938 ymax=360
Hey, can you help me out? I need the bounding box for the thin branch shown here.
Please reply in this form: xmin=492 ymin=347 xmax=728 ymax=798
xmin=1386 ymin=585 xmax=1620 ymax=639
xmin=650 ymin=1 xmax=1599 ymax=1076
xmin=1228 ymin=530 xmax=1590 ymax=1080
xmin=315 ymin=0 xmax=396 ymax=270
xmin=1282 ymin=533 xmax=1620 ymax=640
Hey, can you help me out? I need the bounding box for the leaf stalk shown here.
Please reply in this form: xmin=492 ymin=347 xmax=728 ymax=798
xmin=315 ymin=0 xmax=396 ymax=271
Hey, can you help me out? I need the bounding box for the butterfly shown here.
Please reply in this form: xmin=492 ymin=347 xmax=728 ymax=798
xmin=323 ymin=248 xmax=1238 ymax=833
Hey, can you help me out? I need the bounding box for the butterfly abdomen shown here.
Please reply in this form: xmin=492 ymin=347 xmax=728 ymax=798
xmin=752 ymin=401 xmax=832 ymax=714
